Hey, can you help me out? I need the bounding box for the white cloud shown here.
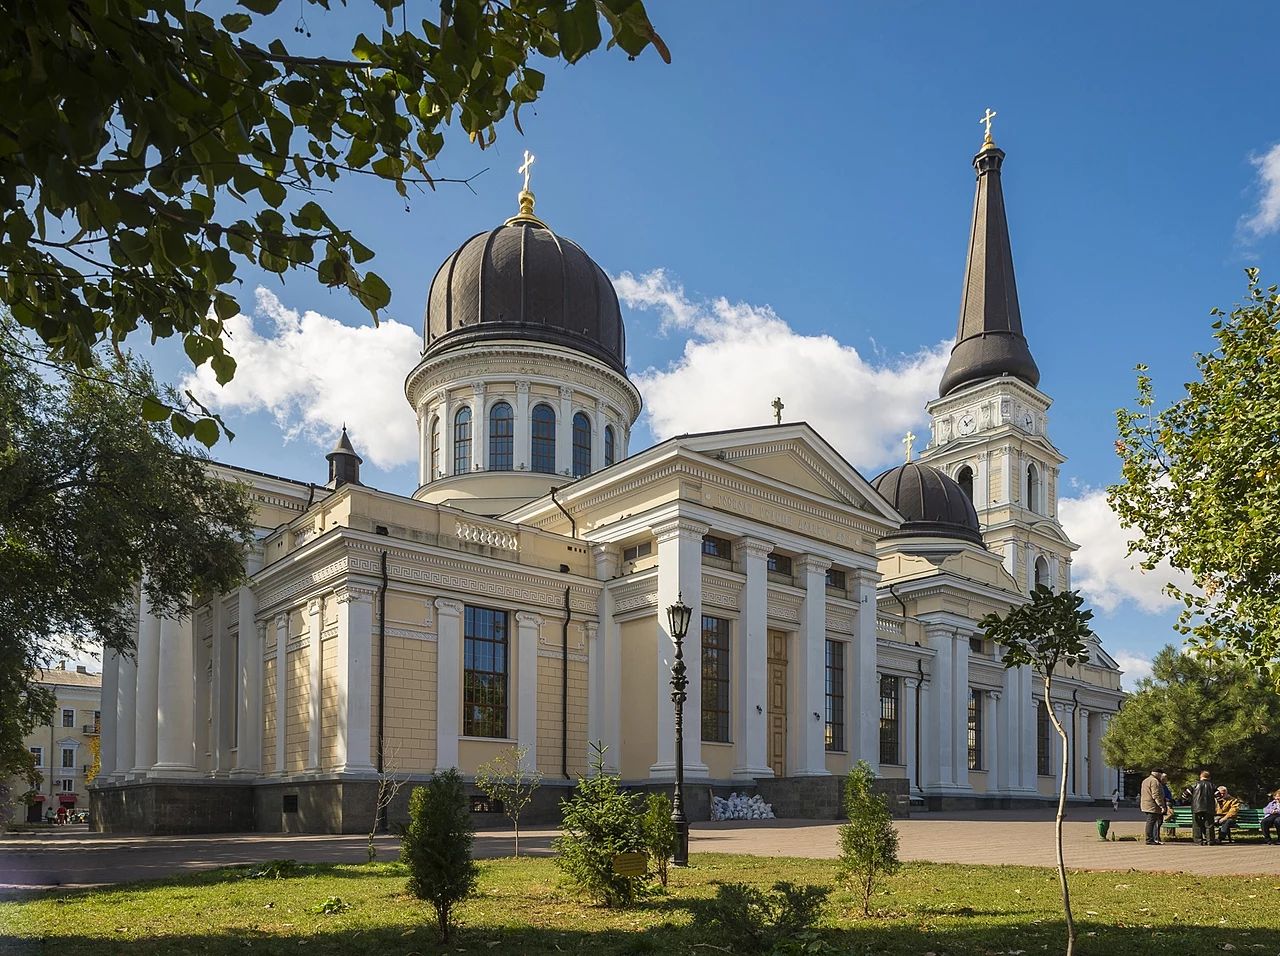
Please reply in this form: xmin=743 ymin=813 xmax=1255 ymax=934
xmin=1058 ymin=487 xmax=1194 ymax=615
xmin=1113 ymin=651 xmax=1154 ymax=691
xmin=616 ymin=269 xmax=952 ymax=472
xmin=184 ymin=288 xmax=421 ymax=470
xmin=1243 ymin=143 xmax=1280 ymax=237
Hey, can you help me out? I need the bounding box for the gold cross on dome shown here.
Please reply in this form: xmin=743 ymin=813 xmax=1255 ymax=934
xmin=980 ymin=107 xmax=997 ymax=141
xmin=772 ymin=396 xmax=784 ymax=425
xmin=518 ymin=150 xmax=536 ymax=192
xmin=903 ymin=430 xmax=917 ymax=462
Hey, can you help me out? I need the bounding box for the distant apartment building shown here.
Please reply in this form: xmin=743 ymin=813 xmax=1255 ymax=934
xmin=12 ymin=664 xmax=102 ymax=823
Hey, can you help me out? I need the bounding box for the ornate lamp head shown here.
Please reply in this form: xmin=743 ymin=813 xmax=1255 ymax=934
xmin=666 ymin=594 xmax=692 ymax=641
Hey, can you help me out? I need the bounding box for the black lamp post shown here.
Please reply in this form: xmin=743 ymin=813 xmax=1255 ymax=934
xmin=667 ymin=594 xmax=693 ymax=867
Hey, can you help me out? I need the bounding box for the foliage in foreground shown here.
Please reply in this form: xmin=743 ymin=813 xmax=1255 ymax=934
xmin=474 ymin=744 xmax=543 ymax=857
xmin=640 ymin=791 xmax=678 ymax=888
xmin=837 ymin=760 xmax=900 ymax=916
xmin=401 ymin=769 xmax=477 ymax=942
xmin=700 ymin=880 xmax=832 ymax=955
xmin=0 ymin=327 xmax=254 ymax=788
xmin=1111 ymin=269 xmax=1280 ymax=667
xmin=1102 ymin=645 xmax=1280 ymax=805
xmin=554 ymin=743 xmax=646 ymax=907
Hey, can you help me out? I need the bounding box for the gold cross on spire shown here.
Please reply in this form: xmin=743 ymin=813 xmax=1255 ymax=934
xmin=772 ymin=396 xmax=784 ymax=425
xmin=508 ymin=149 xmax=543 ymax=224
xmin=903 ymin=430 xmax=917 ymax=462
xmin=979 ymin=107 xmax=997 ymax=146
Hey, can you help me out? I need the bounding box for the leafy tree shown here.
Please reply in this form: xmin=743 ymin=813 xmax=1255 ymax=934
xmin=401 ymin=768 xmax=478 ymax=942
xmin=1 ymin=0 xmax=667 ymax=439
xmin=640 ymin=791 xmax=677 ymax=888
xmin=1111 ymin=269 xmax=1280 ymax=668
xmin=1102 ymin=645 xmax=1280 ymax=805
xmin=980 ymin=585 xmax=1094 ymax=956
xmin=836 ymin=760 xmax=900 ymax=917
xmin=0 ymin=322 xmax=254 ymax=788
xmin=554 ymin=742 xmax=646 ymax=907
xmin=474 ymin=744 xmax=542 ymax=857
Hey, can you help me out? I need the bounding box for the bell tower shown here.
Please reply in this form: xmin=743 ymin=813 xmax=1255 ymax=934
xmin=918 ymin=117 xmax=1077 ymax=591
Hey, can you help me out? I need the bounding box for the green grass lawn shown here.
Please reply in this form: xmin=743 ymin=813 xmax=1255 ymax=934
xmin=3 ymin=854 xmax=1280 ymax=955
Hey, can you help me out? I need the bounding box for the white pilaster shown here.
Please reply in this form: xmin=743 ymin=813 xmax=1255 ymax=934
xmin=435 ymin=598 xmax=463 ymax=770
xmin=471 ymin=382 xmax=486 ymax=472
xmin=902 ymin=676 xmax=920 ymax=793
xmin=153 ymin=608 xmax=197 ymax=776
xmin=515 ymin=611 xmax=542 ymax=769
xmin=335 ymin=586 xmax=376 ymax=774
xmin=1021 ymin=667 xmax=1038 ymax=791
xmin=793 ymin=555 xmax=831 ymax=777
xmin=591 ymin=398 xmax=605 ymax=474
xmin=439 ymin=390 xmax=453 ymax=478
xmin=307 ymin=597 xmax=323 ymax=771
xmin=1052 ymin=701 xmax=1067 ymax=795
xmin=274 ymin=614 xmax=288 ymax=775
xmin=98 ymin=651 xmax=119 ymax=780
xmin=593 ymin=545 xmax=622 ymax=772
xmin=1077 ymin=707 xmax=1091 ymax=800
xmin=514 ymin=381 xmax=530 ymax=472
xmin=925 ymin=626 xmax=953 ymax=789
xmin=232 ymin=550 xmax=262 ymax=777
xmin=114 ymin=649 xmax=136 ymax=782
xmin=853 ymin=569 xmax=881 ymax=770
xmin=210 ymin=596 xmax=231 ymax=776
xmin=651 ymin=517 xmax=709 ymax=779
xmin=133 ymin=588 xmax=160 ymax=775
xmin=733 ymin=536 xmax=773 ymax=780
xmin=555 ymin=385 xmax=574 ymax=475
xmin=584 ymin=620 xmax=599 ymax=759
xmin=417 ymin=410 xmax=427 ymax=486
xmin=985 ymin=690 xmax=1000 ymax=793
xmin=952 ymin=632 xmax=971 ymax=790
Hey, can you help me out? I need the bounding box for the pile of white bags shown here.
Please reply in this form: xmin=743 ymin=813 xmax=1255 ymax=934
xmin=710 ymin=792 xmax=775 ymax=821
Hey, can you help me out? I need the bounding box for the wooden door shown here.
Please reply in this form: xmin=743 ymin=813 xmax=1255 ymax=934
xmin=767 ymin=630 xmax=788 ymax=778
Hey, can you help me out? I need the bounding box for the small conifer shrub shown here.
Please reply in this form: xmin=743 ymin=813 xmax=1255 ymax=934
xmin=640 ymin=791 xmax=678 ymax=887
xmin=401 ymin=768 xmax=478 ymax=941
xmin=836 ymin=760 xmax=901 ymax=915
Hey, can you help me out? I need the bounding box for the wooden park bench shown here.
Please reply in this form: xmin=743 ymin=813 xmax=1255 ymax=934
xmin=1162 ymin=806 xmax=1266 ymax=841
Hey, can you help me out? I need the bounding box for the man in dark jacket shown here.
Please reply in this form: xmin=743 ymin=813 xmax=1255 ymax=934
xmin=1190 ymin=770 xmax=1216 ymax=845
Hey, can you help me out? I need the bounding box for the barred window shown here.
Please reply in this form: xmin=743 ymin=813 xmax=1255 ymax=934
xmin=700 ymin=615 xmax=731 ymax=743
xmin=880 ymin=674 xmax=900 ymax=764
xmin=489 ymin=402 xmax=514 ymax=471
xmin=967 ymin=689 xmax=983 ymax=771
xmin=453 ymin=407 xmax=472 ymax=476
xmin=604 ymin=425 xmax=616 ymax=466
xmin=531 ymin=404 xmax=556 ymax=474
xmin=463 ymin=606 xmax=509 ymax=739
xmin=1037 ymin=702 xmax=1052 ymax=776
xmin=825 ymin=640 xmax=846 ymax=752
xmin=572 ymin=411 xmax=591 ymax=477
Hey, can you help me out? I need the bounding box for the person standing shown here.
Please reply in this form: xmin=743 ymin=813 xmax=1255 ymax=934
xmin=1190 ymin=771 xmax=1216 ymax=846
xmin=1262 ymin=790 xmax=1280 ymax=845
xmin=1214 ymin=786 xmax=1242 ymax=844
xmin=1112 ymin=787 xmax=1121 ymax=813
xmin=1140 ymin=768 xmax=1168 ymax=845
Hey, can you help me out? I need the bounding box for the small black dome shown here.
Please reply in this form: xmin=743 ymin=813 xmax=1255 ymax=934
xmin=424 ymin=218 xmax=626 ymax=374
xmin=871 ymin=461 xmax=984 ymax=545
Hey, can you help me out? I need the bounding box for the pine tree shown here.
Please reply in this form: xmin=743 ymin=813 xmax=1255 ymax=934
xmin=836 ymin=760 xmax=900 ymax=916
xmin=401 ymin=769 xmax=478 ymax=942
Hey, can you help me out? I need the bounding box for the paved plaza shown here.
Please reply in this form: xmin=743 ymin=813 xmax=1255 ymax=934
xmin=4 ymin=808 xmax=1280 ymax=895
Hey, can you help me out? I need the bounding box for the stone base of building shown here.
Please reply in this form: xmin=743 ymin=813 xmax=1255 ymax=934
xmin=91 ymin=779 xmax=257 ymax=834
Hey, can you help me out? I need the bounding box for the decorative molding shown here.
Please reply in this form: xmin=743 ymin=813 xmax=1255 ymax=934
xmin=796 ymin=554 xmax=832 ymax=576
xmin=335 ymin=585 xmax=375 ymax=605
xmin=736 ymin=536 xmax=774 ymax=559
xmin=652 ymin=517 xmax=711 ymax=544
xmin=828 ymin=610 xmax=855 ymax=634
xmin=385 ymin=626 xmax=436 ymax=643
xmin=307 ymin=597 xmax=322 ymax=615
xmin=614 ymin=588 xmax=658 ymax=616
xmin=434 ymin=597 xmax=464 ymax=616
xmin=320 ymin=626 xmax=339 ymax=641
xmin=515 ymin=611 xmax=543 ymax=628
xmin=456 ymin=520 xmax=519 ymax=552
xmin=703 ymin=583 xmax=741 ymax=610
xmin=537 ymin=647 xmax=589 ymax=664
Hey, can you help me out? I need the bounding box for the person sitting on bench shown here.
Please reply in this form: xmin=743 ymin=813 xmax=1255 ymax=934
xmin=1214 ymin=786 xmax=1241 ymax=843
xmin=1262 ymin=790 xmax=1280 ymax=845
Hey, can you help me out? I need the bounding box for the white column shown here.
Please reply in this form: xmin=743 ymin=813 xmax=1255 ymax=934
xmin=1052 ymin=701 xmax=1068 ymax=795
xmin=998 ymin=663 xmax=1021 ymax=793
xmin=1095 ymin=713 xmax=1112 ymax=800
xmin=417 ymin=409 xmax=428 ymax=486
xmin=555 ymin=385 xmax=573 ymax=475
xmin=514 ymin=381 xmax=531 ymax=472
xmin=98 ymin=651 xmax=119 ymax=781
xmin=853 ymin=569 xmax=881 ymax=770
xmin=274 ymin=614 xmax=288 ymax=775
xmin=153 ymin=608 xmax=197 ymax=776
xmin=1021 ymin=667 xmax=1038 ymax=791
xmin=435 ymin=598 xmax=463 ymax=770
xmin=307 ymin=597 xmax=323 ymax=771
xmin=133 ymin=589 xmax=160 ymax=775
xmin=733 ymin=537 xmax=772 ymax=780
xmin=925 ymin=626 xmax=953 ymax=789
xmin=651 ymin=517 xmax=708 ymax=778
xmin=902 ymin=676 xmax=920 ymax=793
xmin=793 ymin=556 xmax=831 ymax=776
xmin=472 ymin=383 xmax=486 ymax=472
xmin=335 ymin=586 xmax=376 ymax=774
xmin=232 ymin=549 xmax=262 ymax=776
xmin=114 ymin=649 xmax=136 ymax=782
xmin=210 ymin=596 xmax=231 ymax=775
xmin=584 ymin=620 xmax=599 ymax=759
xmin=952 ymin=631 xmax=972 ymax=791
xmin=1077 ymin=707 xmax=1091 ymax=800
xmin=591 ymin=398 xmax=605 ymax=474
xmin=985 ymin=690 xmax=1000 ymax=794
xmin=593 ymin=545 xmax=621 ymax=773
xmin=439 ymin=390 xmax=453 ymax=478
xmin=515 ymin=611 xmax=541 ymax=769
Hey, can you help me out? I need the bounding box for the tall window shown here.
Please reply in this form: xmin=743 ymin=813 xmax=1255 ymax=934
xmin=880 ymin=674 xmax=900 ymax=764
xmin=489 ymin=402 xmax=514 ymax=471
xmin=1036 ymin=702 xmax=1052 ymax=776
xmin=430 ymin=416 xmax=441 ymax=478
xmin=453 ymin=407 xmax=472 ymax=475
xmin=29 ymin=746 xmax=42 ymax=767
xmin=531 ymin=403 xmax=556 ymax=474
xmin=701 ymin=615 xmax=731 ymax=743
xmin=604 ymin=425 xmax=616 ymax=466
xmin=463 ymin=606 xmax=509 ymax=738
xmin=62 ymin=709 xmax=75 ymax=727
xmin=956 ymin=464 xmax=974 ymax=502
xmin=572 ymin=411 xmax=591 ymax=477
xmin=61 ymin=747 xmax=75 ymax=769
xmin=1034 ymin=554 xmax=1049 ymax=590
xmin=967 ymin=689 xmax=983 ymax=771
xmin=1026 ymin=461 xmax=1041 ymax=513
xmin=825 ymin=640 xmax=846 ymax=752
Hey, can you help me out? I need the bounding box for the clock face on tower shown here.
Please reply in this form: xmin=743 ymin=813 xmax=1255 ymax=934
xmin=1022 ymin=412 xmax=1035 ymax=433
xmin=957 ymin=413 xmax=977 ymax=436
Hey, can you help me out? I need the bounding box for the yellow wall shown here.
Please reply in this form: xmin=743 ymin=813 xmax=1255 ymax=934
xmin=285 ymin=646 xmax=308 ymax=771
xmin=536 ymin=655 xmax=588 ymax=778
xmin=374 ymin=636 xmax=439 ymax=774
xmin=262 ymin=657 xmax=277 ymax=771
xmin=320 ymin=635 xmax=339 ymax=768
xmin=619 ymin=617 xmax=657 ymax=779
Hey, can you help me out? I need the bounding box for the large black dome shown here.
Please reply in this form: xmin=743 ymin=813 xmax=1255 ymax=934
xmin=423 ymin=217 xmax=626 ymax=374
xmin=871 ymin=461 xmax=984 ymax=546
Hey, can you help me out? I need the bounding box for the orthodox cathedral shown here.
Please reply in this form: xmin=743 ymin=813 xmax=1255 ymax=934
xmin=93 ymin=124 xmax=1123 ymax=833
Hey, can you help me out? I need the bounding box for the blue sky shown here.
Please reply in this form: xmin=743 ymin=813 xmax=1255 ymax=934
xmin=134 ymin=1 xmax=1280 ymax=686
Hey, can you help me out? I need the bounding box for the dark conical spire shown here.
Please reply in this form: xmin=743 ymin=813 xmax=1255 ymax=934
xmin=326 ymin=426 xmax=363 ymax=488
xmin=938 ymin=130 xmax=1041 ymax=397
